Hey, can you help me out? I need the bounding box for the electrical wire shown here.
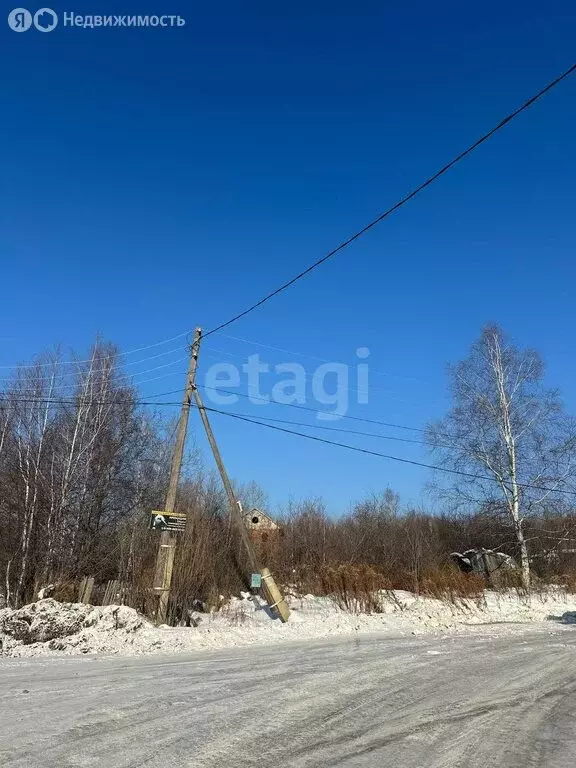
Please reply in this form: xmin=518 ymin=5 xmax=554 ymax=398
xmin=0 ymin=391 xmax=184 ymax=408
xmin=0 ymin=346 xmax=189 ymax=384
xmin=2 ymin=391 xmax=575 ymax=498
xmin=2 ymin=356 xmax=189 ymax=394
xmin=213 ymin=332 xmax=429 ymax=385
xmin=208 ymin=407 xmax=449 ymax=448
xmin=0 ymin=334 xmax=192 ymax=371
xmin=197 ymin=383 xmax=428 ymax=433
xmin=0 ymin=373 xmax=485 ymax=441
xmin=203 ymin=347 xmax=393 ymax=400
xmin=204 ymin=405 xmax=576 ymax=498
xmin=203 ymin=64 xmax=576 ymax=338
xmin=2 ymin=65 xmax=573 ymax=375
xmin=202 ymin=346 xmax=441 ymax=409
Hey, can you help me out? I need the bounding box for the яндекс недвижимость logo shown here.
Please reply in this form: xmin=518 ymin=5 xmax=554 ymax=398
xmin=8 ymin=9 xmax=186 ymax=30
xmin=8 ymin=7 xmax=58 ymax=32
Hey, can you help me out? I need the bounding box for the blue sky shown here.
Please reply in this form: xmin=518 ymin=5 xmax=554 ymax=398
xmin=1 ymin=1 xmax=575 ymax=513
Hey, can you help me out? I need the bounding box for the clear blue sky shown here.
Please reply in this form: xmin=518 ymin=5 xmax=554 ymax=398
xmin=1 ymin=1 xmax=575 ymax=513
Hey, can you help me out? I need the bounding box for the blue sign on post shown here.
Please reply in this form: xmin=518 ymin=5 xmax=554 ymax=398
xmin=250 ymin=573 xmax=262 ymax=589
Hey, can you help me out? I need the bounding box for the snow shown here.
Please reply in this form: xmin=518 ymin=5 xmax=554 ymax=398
xmin=2 ymin=588 xmax=576 ymax=658
xmin=5 ymin=629 xmax=576 ymax=768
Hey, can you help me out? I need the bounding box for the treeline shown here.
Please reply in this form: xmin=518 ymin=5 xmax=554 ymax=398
xmin=2 ymin=329 xmax=576 ymax=619
xmin=162 ymin=490 xmax=576 ymax=615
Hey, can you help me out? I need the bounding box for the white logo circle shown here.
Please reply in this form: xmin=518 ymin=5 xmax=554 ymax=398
xmin=33 ymin=7 xmax=58 ymax=31
xmin=8 ymin=8 xmax=32 ymax=31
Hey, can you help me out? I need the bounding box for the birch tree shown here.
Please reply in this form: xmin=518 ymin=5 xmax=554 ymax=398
xmin=427 ymin=325 xmax=576 ymax=589
xmin=6 ymin=357 xmax=58 ymax=604
xmin=0 ymin=339 xmax=176 ymax=603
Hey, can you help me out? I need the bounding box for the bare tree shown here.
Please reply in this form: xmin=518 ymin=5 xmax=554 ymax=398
xmin=341 ymin=489 xmax=400 ymax=567
xmin=0 ymin=339 xmax=181 ymax=605
xmin=9 ymin=357 xmax=58 ymax=604
xmin=427 ymin=325 xmax=576 ymax=589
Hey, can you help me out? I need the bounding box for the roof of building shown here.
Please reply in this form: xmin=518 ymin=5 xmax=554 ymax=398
xmin=243 ymin=508 xmax=278 ymax=530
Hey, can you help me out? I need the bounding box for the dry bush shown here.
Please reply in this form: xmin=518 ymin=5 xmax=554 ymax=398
xmin=493 ymin=567 xmax=527 ymax=594
xmin=120 ymin=578 xmax=157 ymax=617
xmin=51 ymin=580 xmax=79 ymax=603
xmin=559 ymin=570 xmax=576 ymax=594
xmin=297 ymin=563 xmax=389 ymax=613
xmin=417 ymin=566 xmax=485 ymax=604
xmin=287 ymin=562 xmax=486 ymax=613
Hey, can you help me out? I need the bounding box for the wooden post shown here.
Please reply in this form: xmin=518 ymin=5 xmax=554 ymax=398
xmin=78 ymin=576 xmax=94 ymax=604
xmin=103 ymin=579 xmax=120 ymax=606
xmin=153 ymin=328 xmax=202 ymax=625
xmin=77 ymin=576 xmax=87 ymax=603
xmin=191 ymin=387 xmax=290 ymax=622
xmin=83 ymin=577 xmax=94 ymax=605
xmin=260 ymin=567 xmax=290 ymax=623
xmin=192 ymin=386 xmax=258 ymax=571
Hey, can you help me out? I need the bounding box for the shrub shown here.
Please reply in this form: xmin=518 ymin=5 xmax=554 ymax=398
xmin=294 ymin=564 xmax=388 ymax=613
xmin=418 ymin=566 xmax=485 ymax=603
xmin=559 ymin=570 xmax=576 ymax=594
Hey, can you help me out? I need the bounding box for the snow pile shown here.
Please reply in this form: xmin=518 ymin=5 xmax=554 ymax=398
xmin=0 ymin=599 xmax=93 ymax=644
xmin=2 ymin=588 xmax=576 ymax=658
xmin=373 ymin=589 xmax=556 ymax=630
xmin=0 ymin=598 xmax=149 ymax=656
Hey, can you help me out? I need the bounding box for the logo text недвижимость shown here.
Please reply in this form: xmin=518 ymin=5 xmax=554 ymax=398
xmin=7 ymin=9 xmax=186 ymax=31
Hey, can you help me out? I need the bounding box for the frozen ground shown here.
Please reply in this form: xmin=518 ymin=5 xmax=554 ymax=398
xmin=2 ymin=589 xmax=576 ymax=657
xmin=1 ymin=626 xmax=576 ymax=767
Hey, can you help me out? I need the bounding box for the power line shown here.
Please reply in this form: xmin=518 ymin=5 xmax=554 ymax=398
xmin=213 ymin=408 xmax=449 ymax=448
xmin=12 ymin=369 xmax=191 ymax=396
xmin=203 ymin=63 xmax=575 ymax=338
xmin=202 ymin=346 xmax=439 ymax=409
xmin=0 ymin=377 xmax=448 ymax=437
xmin=197 ymin=383 xmax=427 ymax=433
xmin=124 ymin=388 xmax=184 ymax=400
xmin=0 ymin=380 xmax=441 ymax=445
xmin=204 ymin=405 xmax=576 ymax=499
xmin=213 ymin=333 xmax=338 ymax=365
xmin=0 ymin=346 xmax=188 ymax=384
xmin=0 ymin=334 xmax=193 ymax=371
xmin=2 ymin=377 xmax=446 ymax=438
xmin=213 ymin=332 xmax=429 ymax=385
xmin=1 ymin=355 xmax=189 ymax=391
xmin=2 ymin=390 xmax=575 ymax=497
xmin=0 ymin=391 xmax=184 ymax=409
xmin=203 ymin=346 xmax=401 ymax=400
xmin=116 ymin=371 xmax=187 ymax=390
xmin=3 ymin=65 xmax=573 ymax=377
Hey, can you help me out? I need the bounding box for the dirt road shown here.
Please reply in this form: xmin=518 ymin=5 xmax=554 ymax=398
xmin=1 ymin=626 xmax=576 ymax=766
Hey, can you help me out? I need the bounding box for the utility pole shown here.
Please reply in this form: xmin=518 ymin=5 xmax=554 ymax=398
xmin=192 ymin=386 xmax=258 ymax=572
xmin=153 ymin=327 xmax=202 ymax=625
xmin=191 ymin=386 xmax=290 ymax=622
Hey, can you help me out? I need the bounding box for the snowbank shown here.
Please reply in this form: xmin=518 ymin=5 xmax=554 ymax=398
xmin=2 ymin=589 xmax=576 ymax=659
xmin=0 ymin=599 xmax=148 ymax=656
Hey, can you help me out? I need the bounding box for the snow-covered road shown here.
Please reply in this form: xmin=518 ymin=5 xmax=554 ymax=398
xmin=2 ymin=626 xmax=576 ymax=767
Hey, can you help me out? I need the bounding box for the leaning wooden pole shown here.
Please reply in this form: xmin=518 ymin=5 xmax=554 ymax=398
xmin=191 ymin=386 xmax=290 ymax=622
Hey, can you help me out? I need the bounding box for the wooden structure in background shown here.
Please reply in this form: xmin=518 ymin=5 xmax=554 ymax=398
xmin=243 ymin=508 xmax=279 ymax=541
xmin=77 ymin=576 xmax=94 ymax=604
